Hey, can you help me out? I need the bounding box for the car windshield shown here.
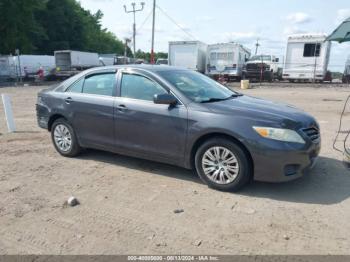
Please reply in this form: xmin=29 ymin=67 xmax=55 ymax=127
xmin=158 ymin=70 xmax=238 ymax=103
xmin=249 ymin=55 xmax=271 ymax=61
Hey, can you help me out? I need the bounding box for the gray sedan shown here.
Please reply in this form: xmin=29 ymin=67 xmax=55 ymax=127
xmin=36 ymin=65 xmax=320 ymax=191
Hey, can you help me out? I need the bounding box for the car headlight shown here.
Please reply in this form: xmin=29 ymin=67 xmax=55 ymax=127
xmin=253 ymin=126 xmax=305 ymax=144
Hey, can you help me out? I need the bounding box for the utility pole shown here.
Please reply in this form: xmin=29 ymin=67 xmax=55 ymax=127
xmin=255 ymin=38 xmax=260 ymax=55
xmin=150 ymin=0 xmax=156 ymax=64
xmin=124 ymin=2 xmax=145 ymax=58
xmin=15 ymin=49 xmax=22 ymax=83
xmin=124 ymin=38 xmax=131 ymax=63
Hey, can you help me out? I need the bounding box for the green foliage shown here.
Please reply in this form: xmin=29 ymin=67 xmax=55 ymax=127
xmin=0 ymin=0 xmax=46 ymax=54
xmin=0 ymin=0 xmax=131 ymax=55
xmin=135 ymin=49 xmax=168 ymax=63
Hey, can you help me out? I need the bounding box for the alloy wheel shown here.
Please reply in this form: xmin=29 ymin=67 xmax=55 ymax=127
xmin=201 ymin=146 xmax=240 ymax=184
xmin=53 ymin=124 xmax=72 ymax=152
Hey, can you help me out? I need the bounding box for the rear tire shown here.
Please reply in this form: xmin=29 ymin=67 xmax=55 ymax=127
xmin=195 ymin=138 xmax=252 ymax=191
xmin=51 ymin=118 xmax=81 ymax=157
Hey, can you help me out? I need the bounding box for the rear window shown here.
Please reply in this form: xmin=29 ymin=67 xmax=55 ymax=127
xmin=83 ymin=73 xmax=115 ymax=96
xmin=303 ymin=43 xmax=321 ymax=57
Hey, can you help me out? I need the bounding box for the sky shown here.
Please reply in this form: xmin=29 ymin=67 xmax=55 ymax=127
xmin=79 ymin=0 xmax=350 ymax=72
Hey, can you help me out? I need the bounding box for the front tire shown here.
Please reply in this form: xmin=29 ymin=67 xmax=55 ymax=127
xmin=51 ymin=118 xmax=81 ymax=157
xmin=195 ymin=138 xmax=252 ymax=192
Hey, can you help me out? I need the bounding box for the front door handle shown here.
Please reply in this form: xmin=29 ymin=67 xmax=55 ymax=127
xmin=65 ymin=97 xmax=73 ymax=104
xmin=116 ymin=104 xmax=127 ymax=111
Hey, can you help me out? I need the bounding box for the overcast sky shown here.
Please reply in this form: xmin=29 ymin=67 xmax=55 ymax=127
xmin=79 ymin=0 xmax=350 ymax=71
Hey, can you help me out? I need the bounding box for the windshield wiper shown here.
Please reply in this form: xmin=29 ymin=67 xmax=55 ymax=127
xmin=200 ymin=93 xmax=243 ymax=103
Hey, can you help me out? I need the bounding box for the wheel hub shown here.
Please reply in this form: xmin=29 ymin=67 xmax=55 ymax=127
xmin=201 ymin=146 xmax=240 ymax=185
xmin=53 ymin=124 xmax=72 ymax=152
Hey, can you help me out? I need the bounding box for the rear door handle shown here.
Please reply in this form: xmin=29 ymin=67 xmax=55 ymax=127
xmin=65 ymin=97 xmax=73 ymax=104
xmin=116 ymin=104 xmax=127 ymax=111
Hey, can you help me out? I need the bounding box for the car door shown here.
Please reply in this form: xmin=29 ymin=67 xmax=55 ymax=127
xmin=114 ymin=70 xmax=188 ymax=164
xmin=63 ymin=71 xmax=116 ymax=150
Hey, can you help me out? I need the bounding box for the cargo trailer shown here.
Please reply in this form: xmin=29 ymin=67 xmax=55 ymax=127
xmin=206 ymin=42 xmax=251 ymax=81
xmin=0 ymin=55 xmax=55 ymax=80
xmin=99 ymin=54 xmax=117 ymax=66
xmin=282 ymin=34 xmax=331 ymax=82
xmin=168 ymin=41 xmax=207 ymax=73
xmin=54 ymin=50 xmax=100 ymax=78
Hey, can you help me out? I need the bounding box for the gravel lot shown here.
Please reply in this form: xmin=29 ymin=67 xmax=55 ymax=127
xmin=0 ymin=83 xmax=350 ymax=255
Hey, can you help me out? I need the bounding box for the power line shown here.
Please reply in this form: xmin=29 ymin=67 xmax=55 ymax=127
xmin=126 ymin=9 xmax=153 ymax=51
xmin=136 ymin=9 xmax=153 ymax=34
xmin=156 ymin=5 xmax=197 ymax=41
xmin=124 ymin=2 xmax=145 ymax=58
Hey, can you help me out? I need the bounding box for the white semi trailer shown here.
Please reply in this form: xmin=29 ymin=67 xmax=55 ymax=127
xmin=0 ymin=55 xmax=55 ymax=80
xmin=283 ymin=34 xmax=331 ymax=82
xmin=206 ymin=42 xmax=251 ymax=81
xmin=54 ymin=50 xmax=100 ymax=78
xmin=168 ymin=41 xmax=207 ymax=73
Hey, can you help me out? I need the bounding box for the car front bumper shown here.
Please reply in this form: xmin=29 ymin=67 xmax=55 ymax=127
xmin=245 ymin=70 xmax=272 ymax=79
xmin=249 ymin=139 xmax=321 ymax=183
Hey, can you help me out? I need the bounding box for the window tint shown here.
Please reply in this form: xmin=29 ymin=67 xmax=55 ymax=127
xmin=121 ymin=74 xmax=167 ymax=101
xmin=83 ymin=73 xmax=115 ymax=96
xmin=67 ymin=78 xmax=84 ymax=93
xmin=303 ymin=43 xmax=321 ymax=57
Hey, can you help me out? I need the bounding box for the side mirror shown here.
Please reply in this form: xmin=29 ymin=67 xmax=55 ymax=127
xmin=274 ymin=58 xmax=279 ymax=62
xmin=154 ymin=93 xmax=177 ymax=105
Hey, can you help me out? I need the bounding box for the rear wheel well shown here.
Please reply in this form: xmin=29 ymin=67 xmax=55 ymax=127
xmin=190 ymin=133 xmax=254 ymax=173
xmin=48 ymin=114 xmax=66 ymax=131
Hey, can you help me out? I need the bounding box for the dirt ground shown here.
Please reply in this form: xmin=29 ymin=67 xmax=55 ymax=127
xmin=0 ymin=82 xmax=350 ymax=255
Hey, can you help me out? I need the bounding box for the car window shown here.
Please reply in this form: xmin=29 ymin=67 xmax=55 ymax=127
xmin=121 ymin=73 xmax=167 ymax=101
xmin=158 ymin=70 xmax=235 ymax=103
xmin=67 ymin=78 xmax=84 ymax=93
xmin=83 ymin=73 xmax=115 ymax=96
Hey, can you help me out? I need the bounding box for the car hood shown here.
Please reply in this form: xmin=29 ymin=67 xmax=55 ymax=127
xmin=246 ymin=60 xmax=271 ymax=64
xmin=204 ymin=95 xmax=317 ymax=129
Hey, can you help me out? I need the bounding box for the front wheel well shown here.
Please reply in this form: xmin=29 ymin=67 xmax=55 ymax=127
xmin=190 ymin=133 xmax=254 ymax=172
xmin=48 ymin=114 xmax=66 ymax=131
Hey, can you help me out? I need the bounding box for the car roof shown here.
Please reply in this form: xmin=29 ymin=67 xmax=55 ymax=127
xmin=56 ymin=64 xmax=189 ymax=92
xmin=86 ymin=64 xmax=186 ymax=73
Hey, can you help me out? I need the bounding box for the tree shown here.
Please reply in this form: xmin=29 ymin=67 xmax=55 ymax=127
xmin=0 ymin=0 xmax=130 ymax=56
xmin=0 ymin=0 xmax=46 ymax=54
xmin=135 ymin=49 xmax=168 ymax=63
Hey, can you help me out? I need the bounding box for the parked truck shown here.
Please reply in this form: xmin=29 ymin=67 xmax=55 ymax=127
xmin=343 ymin=55 xmax=350 ymax=83
xmin=282 ymin=34 xmax=331 ymax=82
xmin=168 ymin=41 xmax=207 ymax=73
xmin=98 ymin=54 xmax=116 ymax=66
xmin=54 ymin=50 xmax=100 ymax=78
xmin=206 ymin=42 xmax=250 ymax=81
xmin=0 ymin=55 xmax=55 ymax=80
xmin=243 ymin=54 xmax=282 ymax=82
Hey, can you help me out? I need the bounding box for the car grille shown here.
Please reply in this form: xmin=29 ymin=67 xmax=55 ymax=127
xmin=246 ymin=63 xmax=270 ymax=71
xmin=246 ymin=64 xmax=258 ymax=70
xmin=302 ymin=127 xmax=320 ymax=142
